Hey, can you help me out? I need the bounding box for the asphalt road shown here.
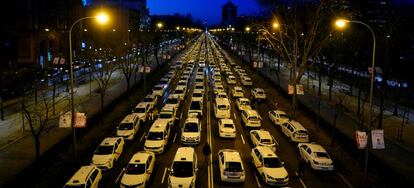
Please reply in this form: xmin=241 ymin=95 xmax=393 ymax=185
xmin=85 ymin=34 xmax=350 ymax=188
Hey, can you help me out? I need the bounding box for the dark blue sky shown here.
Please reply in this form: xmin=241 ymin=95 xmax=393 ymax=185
xmin=147 ymin=0 xmax=261 ymax=25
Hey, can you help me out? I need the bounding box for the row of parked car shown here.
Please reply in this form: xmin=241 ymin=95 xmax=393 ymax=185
xmin=63 ymin=36 xmax=207 ymax=188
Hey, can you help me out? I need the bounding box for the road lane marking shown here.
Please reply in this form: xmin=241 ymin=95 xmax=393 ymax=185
xmin=299 ymin=176 xmax=307 ymax=188
xmin=161 ymin=167 xmax=168 ymax=184
xmin=140 ymin=132 xmax=147 ymax=141
xmin=115 ymin=169 xmax=125 ymax=184
xmin=240 ymin=134 xmax=245 ymax=144
xmin=336 ymin=171 xmax=354 ymax=188
xmin=233 ymin=112 xmax=237 ymax=120
xmin=173 ymin=133 xmax=177 ymax=143
xmin=253 ymin=171 xmax=262 ymax=188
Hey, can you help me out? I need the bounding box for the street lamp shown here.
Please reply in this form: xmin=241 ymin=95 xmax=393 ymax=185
xmin=157 ymin=22 xmax=164 ymax=29
xmin=334 ymin=18 xmax=376 ymax=188
xmin=245 ymin=27 xmax=251 ymax=32
xmin=68 ymin=11 xmax=109 ymax=159
xmin=272 ymin=22 xmax=280 ymax=29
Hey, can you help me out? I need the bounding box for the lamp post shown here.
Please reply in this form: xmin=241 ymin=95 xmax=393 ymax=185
xmin=68 ymin=12 xmax=109 ymax=159
xmin=335 ymin=19 xmax=376 ymax=187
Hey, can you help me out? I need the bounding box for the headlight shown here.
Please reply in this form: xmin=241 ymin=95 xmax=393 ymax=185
xmin=313 ymin=160 xmax=319 ymax=165
xmin=266 ymin=174 xmax=274 ymax=180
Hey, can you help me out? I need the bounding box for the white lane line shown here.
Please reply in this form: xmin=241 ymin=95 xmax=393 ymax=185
xmin=161 ymin=167 xmax=168 ymax=184
xmin=115 ymin=169 xmax=125 ymax=184
xmin=298 ymin=176 xmax=307 ymax=188
xmin=233 ymin=112 xmax=237 ymax=120
xmin=253 ymin=172 xmax=262 ymax=188
xmin=140 ymin=132 xmax=147 ymax=141
xmin=240 ymin=134 xmax=245 ymax=144
xmin=173 ymin=133 xmax=177 ymax=143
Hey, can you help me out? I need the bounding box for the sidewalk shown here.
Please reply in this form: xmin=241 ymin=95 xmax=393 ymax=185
xmin=0 ymin=43 xmax=180 ymax=186
xmin=228 ymin=48 xmax=414 ymax=184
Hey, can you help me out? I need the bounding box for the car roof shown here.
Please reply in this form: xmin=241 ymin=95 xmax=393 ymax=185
xmin=303 ymin=143 xmax=327 ymax=153
xmin=121 ymin=114 xmax=138 ymax=124
xmin=185 ymin=117 xmax=199 ymax=124
xmin=245 ymin=109 xmax=259 ymax=116
xmin=255 ymin=146 xmax=278 ymax=158
xmin=129 ymin=151 xmax=154 ymax=164
xmin=220 ymin=118 xmax=234 ymax=124
xmin=234 ymin=86 xmax=242 ymax=90
xmin=220 ymin=149 xmax=242 ymax=162
xmin=161 ymin=105 xmax=175 ymax=112
xmin=100 ymin=137 xmax=121 ymax=146
xmin=272 ymin=110 xmax=287 ymax=115
xmin=174 ymin=147 xmax=195 ymax=161
xmin=135 ymin=102 xmax=149 ymax=108
xmin=252 ymin=130 xmax=272 ymax=140
xmin=149 ymin=120 xmax=168 ymax=131
xmin=238 ymin=98 xmax=249 ymax=102
xmin=154 ymin=84 xmax=164 ymax=88
xmin=66 ymin=165 xmax=96 ymax=185
xmin=287 ymin=121 xmax=307 ymax=130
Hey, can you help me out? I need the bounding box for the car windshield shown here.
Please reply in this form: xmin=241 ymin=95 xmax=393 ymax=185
xmin=279 ymin=114 xmax=289 ymax=119
xmin=298 ymin=130 xmax=308 ymax=134
xmin=134 ymin=107 xmax=146 ymax=113
xmin=147 ymin=132 xmax=164 ymax=140
xmin=119 ymin=123 xmax=133 ymax=130
xmin=263 ymin=157 xmax=283 ymax=168
xmin=224 ymin=124 xmax=234 ymax=129
xmin=166 ymin=98 xmax=178 ymax=104
xmin=171 ymin=161 xmax=193 ymax=177
xmin=257 ymin=91 xmax=264 ymax=95
xmin=241 ymin=100 xmax=250 ymax=105
xmin=175 ymin=90 xmax=183 ymax=94
xmin=193 ymin=93 xmax=203 ymax=97
xmin=159 ymin=113 xmax=172 ymax=119
xmin=249 ymin=116 xmax=259 ymax=121
xmin=178 ymin=82 xmax=186 ymax=86
xmin=94 ymin=145 xmax=113 ymax=155
xmin=196 ymin=79 xmax=203 ymax=82
xmin=195 ymin=86 xmax=203 ymax=89
xmin=184 ymin=123 xmax=199 ymax=132
xmin=125 ymin=163 xmax=146 ymax=175
xmin=143 ymin=98 xmax=153 ymax=102
xmin=190 ymin=102 xmax=201 ymax=110
xmin=154 ymin=86 xmax=162 ymax=90
xmin=225 ymin=161 xmax=242 ymax=172
xmin=218 ymin=94 xmax=226 ymax=98
xmin=218 ymin=105 xmax=229 ymax=110
xmin=261 ymin=138 xmax=273 ymax=144
xmin=236 ymin=89 xmax=242 ymax=92
xmin=160 ymin=81 xmax=167 ymax=85
xmin=315 ymin=152 xmax=330 ymax=159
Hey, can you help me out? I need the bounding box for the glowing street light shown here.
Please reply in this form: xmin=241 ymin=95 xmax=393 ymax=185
xmin=96 ymin=12 xmax=109 ymax=24
xmin=245 ymin=27 xmax=251 ymax=32
xmin=157 ymin=22 xmax=164 ymax=29
xmin=272 ymin=22 xmax=280 ymax=29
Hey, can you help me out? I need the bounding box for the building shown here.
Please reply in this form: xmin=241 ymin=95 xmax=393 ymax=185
xmin=222 ymin=0 xmax=238 ymax=27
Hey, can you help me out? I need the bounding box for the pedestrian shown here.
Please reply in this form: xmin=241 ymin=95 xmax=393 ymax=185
xmin=274 ymin=102 xmax=279 ymax=110
xmin=297 ymin=158 xmax=307 ymax=179
xmin=202 ymin=142 xmax=211 ymax=165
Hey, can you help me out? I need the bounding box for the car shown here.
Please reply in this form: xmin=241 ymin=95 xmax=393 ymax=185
xmin=236 ymin=98 xmax=252 ymax=111
xmin=231 ymin=86 xmax=244 ymax=98
xmin=159 ymin=105 xmax=177 ymax=126
xmin=297 ymin=143 xmax=334 ymax=171
xmin=280 ymin=121 xmax=309 ymax=142
xmin=268 ymin=110 xmax=290 ymax=126
xmin=144 ymin=120 xmax=171 ymax=154
xmin=218 ymin=149 xmax=245 ymax=183
xmin=192 ymin=90 xmax=204 ymax=103
xmin=251 ymin=146 xmax=289 ymax=186
xmin=168 ymin=147 xmax=198 ymax=188
xmin=214 ymin=84 xmax=225 ymax=95
xmin=174 ymin=86 xmax=187 ymax=101
xmin=218 ymin=119 xmax=236 ymax=138
xmin=116 ymin=114 xmax=140 ymax=140
xmin=166 ymin=95 xmax=181 ymax=110
xmin=175 ymin=61 xmax=183 ymax=69
xmin=241 ymin=110 xmax=261 ymax=128
xmin=177 ymin=80 xmax=188 ymax=88
xmin=120 ymin=151 xmax=155 ymax=188
xmin=92 ymin=137 xmax=125 ymax=170
xmin=241 ymin=76 xmax=253 ymax=86
xmin=152 ymin=84 xmax=166 ymax=97
xmin=251 ymin=88 xmax=266 ymax=99
xmin=216 ymin=92 xmax=228 ymax=99
xmin=181 ymin=118 xmax=201 ymax=145
xmin=141 ymin=94 xmax=158 ymax=109
xmin=159 ymin=77 xmax=171 ymax=86
xmin=249 ymin=130 xmax=278 ymax=152
xmin=64 ymin=165 xmax=102 ymax=188
xmin=188 ymin=100 xmax=203 ymax=118
xmin=133 ymin=102 xmax=151 ymax=122
xmin=226 ymin=75 xmax=236 ymax=84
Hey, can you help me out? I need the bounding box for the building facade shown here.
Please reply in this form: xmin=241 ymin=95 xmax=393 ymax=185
xmin=222 ymin=0 xmax=238 ymax=27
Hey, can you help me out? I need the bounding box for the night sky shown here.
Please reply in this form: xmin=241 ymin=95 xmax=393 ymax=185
xmin=147 ymin=0 xmax=261 ymax=25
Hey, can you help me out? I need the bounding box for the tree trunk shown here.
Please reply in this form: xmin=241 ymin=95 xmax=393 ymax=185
xmin=35 ymin=137 xmax=40 ymax=159
xmin=126 ymin=78 xmax=130 ymax=92
xmin=52 ymin=82 xmax=56 ymax=115
xmin=331 ymin=113 xmax=338 ymax=146
xmin=100 ymin=92 xmax=105 ymax=112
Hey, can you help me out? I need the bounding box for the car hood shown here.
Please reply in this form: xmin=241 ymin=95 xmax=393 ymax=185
xmin=314 ymin=157 xmax=334 ymax=165
xmin=221 ymin=127 xmax=235 ymax=133
xmin=145 ymin=140 xmax=164 ymax=148
xmin=117 ymin=130 xmax=133 ymax=136
xmin=263 ymin=167 xmax=288 ymax=179
xmin=182 ymin=132 xmax=200 ymax=138
xmin=169 ymin=176 xmax=194 ymax=188
xmin=121 ymin=173 xmax=146 ymax=186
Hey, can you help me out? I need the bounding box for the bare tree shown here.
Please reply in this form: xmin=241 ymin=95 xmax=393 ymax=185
xmin=22 ymin=90 xmax=61 ymax=159
xmin=258 ymin=0 xmax=333 ymax=117
xmin=330 ymin=92 xmax=347 ymax=146
xmin=93 ymin=60 xmax=116 ymax=112
xmin=119 ymin=53 xmax=138 ymax=91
